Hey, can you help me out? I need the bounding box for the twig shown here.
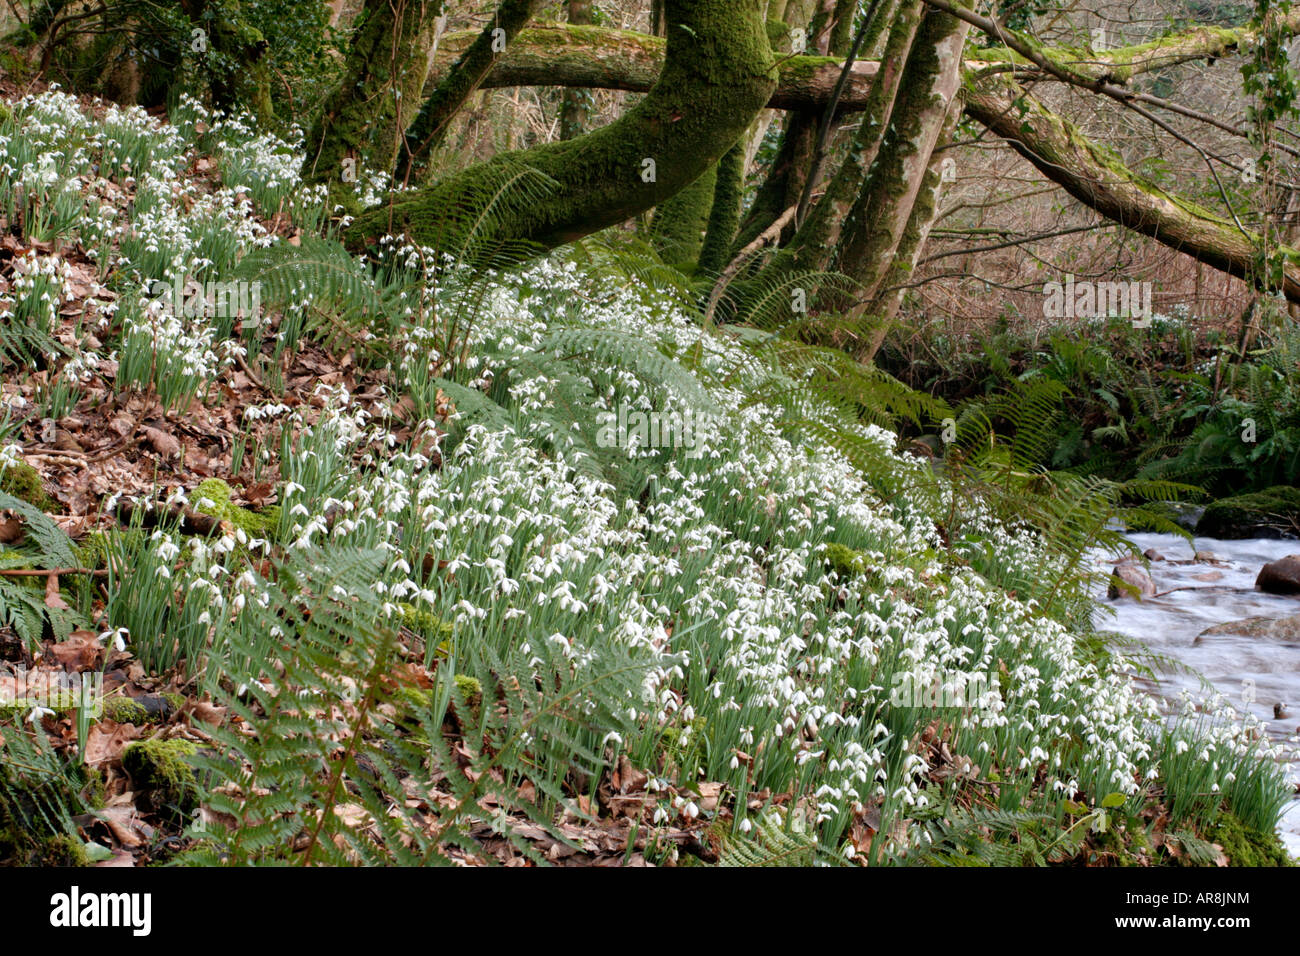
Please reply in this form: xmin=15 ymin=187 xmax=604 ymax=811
xmin=235 ymin=349 xmax=266 ymax=390
xmin=704 ymin=204 xmax=800 ymax=326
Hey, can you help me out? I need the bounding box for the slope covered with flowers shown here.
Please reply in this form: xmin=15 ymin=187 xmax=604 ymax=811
xmin=0 ymin=88 xmax=1291 ymax=866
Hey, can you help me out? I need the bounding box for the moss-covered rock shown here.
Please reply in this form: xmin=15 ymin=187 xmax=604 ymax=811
xmin=1205 ymin=811 xmax=1294 ymax=867
xmin=0 ymin=459 xmax=56 ymax=511
xmin=192 ymin=478 xmax=279 ymax=539
xmin=122 ymin=738 xmax=200 ymax=818
xmin=1197 ymin=486 xmax=1300 ymax=540
xmin=102 ymin=696 xmax=150 ymax=725
xmin=0 ymin=831 xmax=88 ymax=866
xmin=824 ymin=542 xmax=870 ymax=578
xmin=102 ymin=693 xmax=182 ymax=725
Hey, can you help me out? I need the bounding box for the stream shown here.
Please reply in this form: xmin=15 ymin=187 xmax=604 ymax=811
xmin=1090 ymin=532 xmax=1300 ymax=857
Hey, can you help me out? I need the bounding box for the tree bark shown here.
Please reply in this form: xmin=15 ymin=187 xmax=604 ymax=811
xmin=398 ymin=0 xmax=547 ymax=181
xmin=302 ymin=0 xmax=442 ymax=205
xmin=650 ymin=165 xmax=717 ymax=268
xmin=732 ymin=0 xmax=837 ymax=252
xmin=345 ymin=0 xmax=777 ymax=256
xmin=559 ymin=0 xmax=597 ymax=141
xmin=831 ymin=8 xmax=969 ymax=297
xmin=698 ymin=140 xmax=747 ymax=276
xmin=781 ymin=0 xmax=924 ymax=276
xmin=858 ymin=106 xmax=961 ymax=361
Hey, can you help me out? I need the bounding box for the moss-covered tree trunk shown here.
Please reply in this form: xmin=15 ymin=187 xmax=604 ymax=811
xmin=780 ymin=0 xmax=924 ymax=277
xmin=345 ymin=0 xmax=777 ymax=255
xmin=301 ymin=0 xmax=442 ymax=206
xmin=731 ymin=0 xmax=837 ymax=253
xmin=858 ymin=107 xmax=960 ymax=360
xmin=650 ymin=165 xmax=718 ymax=268
xmin=830 ymin=8 xmax=969 ymax=299
xmin=398 ymin=0 xmax=546 ymax=181
xmin=698 ymin=140 xmax=747 ymax=275
xmin=559 ymin=0 xmax=597 ymax=140
xmin=740 ymin=0 xmax=920 ymax=293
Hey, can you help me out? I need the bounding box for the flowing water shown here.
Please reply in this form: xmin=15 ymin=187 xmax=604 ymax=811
xmin=1090 ymin=532 xmax=1300 ymax=857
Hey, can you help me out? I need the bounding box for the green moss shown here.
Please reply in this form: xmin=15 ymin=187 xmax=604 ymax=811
xmin=122 ymin=738 xmax=200 ymax=817
xmin=1206 ymin=811 xmax=1293 ymax=867
xmin=453 ymin=674 xmax=482 ymax=718
xmin=348 ymin=0 xmax=776 ymax=255
xmin=7 ymin=832 xmax=88 ymax=866
xmin=192 ymin=478 xmax=279 ymax=539
xmin=453 ymin=674 xmax=482 ymax=699
xmin=0 ymin=754 xmax=99 ymax=865
xmin=397 ymin=603 xmax=454 ymax=642
xmin=824 ymin=542 xmax=869 ymax=577
xmin=74 ymin=531 xmax=109 ymax=570
xmin=1086 ymin=821 xmax=1154 ymax=866
xmin=0 ymin=460 xmax=56 ymax=511
xmin=650 ymin=165 xmax=717 ymax=270
xmin=1197 ymin=486 xmax=1300 ymax=539
xmin=102 ymin=696 xmax=150 ymax=725
xmin=698 ymin=140 xmax=746 ymax=276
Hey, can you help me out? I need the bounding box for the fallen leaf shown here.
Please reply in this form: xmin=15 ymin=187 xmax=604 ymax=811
xmin=94 ymin=848 xmax=136 ymax=867
xmin=189 ymin=701 xmax=227 ymax=726
xmin=142 ymin=426 xmax=181 ymax=458
xmin=94 ymin=806 xmax=147 ymax=847
xmin=44 ymin=573 xmax=70 ymax=610
xmin=83 ymin=719 xmax=138 ymax=767
xmin=48 ymin=629 xmax=102 ymax=670
xmin=0 ymin=516 xmax=23 ymax=544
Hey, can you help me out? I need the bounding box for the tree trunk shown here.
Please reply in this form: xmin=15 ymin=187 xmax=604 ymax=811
xmin=698 ymin=140 xmax=747 ymax=275
xmin=345 ymin=0 xmax=777 ymax=256
xmin=732 ymin=0 xmax=836 ymax=252
xmin=830 ymin=7 xmax=970 ymax=299
xmin=559 ymin=0 xmax=597 ymax=141
xmin=431 ymin=17 xmax=1300 ymax=302
xmin=858 ymin=106 xmax=961 ymax=361
xmin=781 ymin=0 xmax=924 ymax=277
xmin=302 ymin=0 xmax=442 ymax=206
xmin=398 ymin=0 xmax=547 ymax=181
xmin=650 ymin=165 xmax=718 ymax=268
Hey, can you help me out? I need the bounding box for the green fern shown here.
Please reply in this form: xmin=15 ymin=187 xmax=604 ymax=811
xmin=0 ymin=490 xmax=82 ymax=647
xmin=181 ymin=544 xmax=653 ymax=866
xmin=718 ymin=818 xmax=829 ymax=867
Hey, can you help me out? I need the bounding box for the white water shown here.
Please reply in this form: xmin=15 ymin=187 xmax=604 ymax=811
xmin=1090 ymin=532 xmax=1300 ymax=857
